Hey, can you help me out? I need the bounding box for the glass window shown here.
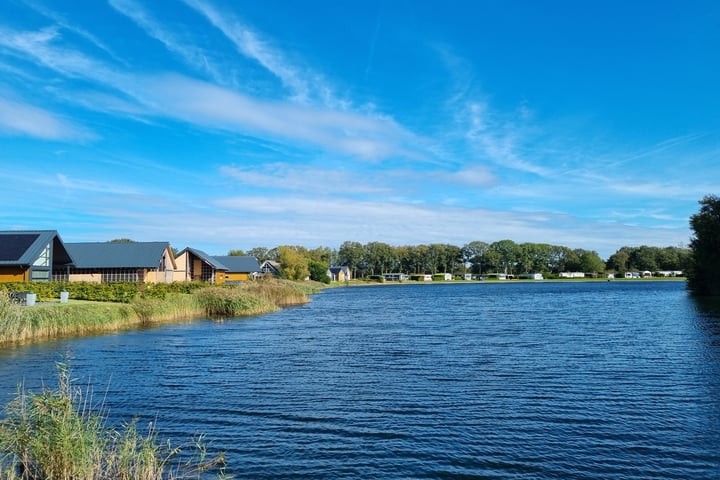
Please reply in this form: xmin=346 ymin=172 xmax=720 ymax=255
xmin=33 ymin=243 xmax=51 ymax=267
xmin=31 ymin=270 xmax=50 ymax=280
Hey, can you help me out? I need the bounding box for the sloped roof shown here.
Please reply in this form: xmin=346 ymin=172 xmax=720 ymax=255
xmin=260 ymin=260 xmax=281 ymax=272
xmin=329 ymin=265 xmax=350 ymax=274
xmin=0 ymin=230 xmax=74 ymax=266
xmin=179 ymin=247 xmax=227 ymax=271
xmin=65 ymin=242 xmax=171 ymax=269
xmin=213 ymin=255 xmax=261 ymax=273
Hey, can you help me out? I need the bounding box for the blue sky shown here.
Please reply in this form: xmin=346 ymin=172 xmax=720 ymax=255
xmin=1 ymin=0 xmax=718 ymax=258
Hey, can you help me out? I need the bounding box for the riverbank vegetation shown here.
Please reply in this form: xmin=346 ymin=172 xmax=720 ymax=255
xmin=0 ymin=362 xmax=227 ymax=480
xmin=0 ymin=279 xmax=321 ymax=345
xmin=687 ymin=194 xmax=720 ymax=296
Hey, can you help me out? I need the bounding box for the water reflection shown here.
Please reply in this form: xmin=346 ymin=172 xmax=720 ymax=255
xmin=691 ymin=295 xmax=720 ymax=348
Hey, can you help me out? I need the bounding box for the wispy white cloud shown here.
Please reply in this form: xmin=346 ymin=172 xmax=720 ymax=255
xmin=618 ymin=132 xmax=708 ymax=165
xmin=108 ymin=0 xmax=224 ymax=83
xmin=209 ymin=194 xmax=686 ymax=256
xmin=21 ymin=0 xmax=125 ymax=63
xmin=443 ymin=166 xmax=497 ymax=187
xmin=52 ymin=173 xmax=139 ymax=195
xmin=220 ymin=164 xmax=390 ymax=195
xmin=0 ymin=97 xmax=93 ymax=141
xmin=0 ymin=22 xmax=424 ymax=161
xmin=430 ymin=45 xmax=552 ymax=177
xmin=0 ymin=25 xmax=132 ymax=94
xmin=463 ymin=101 xmax=551 ymax=177
xmin=183 ymin=0 xmax=344 ymax=107
xmin=143 ymin=74 xmax=422 ymax=160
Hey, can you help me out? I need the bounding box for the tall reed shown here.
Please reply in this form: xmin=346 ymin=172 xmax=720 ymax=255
xmin=0 ymin=279 xmax=321 ymax=345
xmin=194 ymin=287 xmax=278 ymax=318
xmin=0 ymin=292 xmax=138 ymax=344
xmin=0 ymin=361 xmax=227 ymax=480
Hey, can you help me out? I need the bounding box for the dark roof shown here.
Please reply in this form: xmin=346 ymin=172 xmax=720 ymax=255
xmin=212 ymin=255 xmax=261 ymax=273
xmin=179 ymin=247 xmax=227 ymax=271
xmin=0 ymin=230 xmax=74 ymax=266
xmin=260 ymin=260 xmax=281 ymax=272
xmin=65 ymin=242 xmax=170 ymax=269
xmin=329 ymin=266 xmax=350 ymax=273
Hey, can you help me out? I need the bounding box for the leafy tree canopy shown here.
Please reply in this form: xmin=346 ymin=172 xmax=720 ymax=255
xmin=308 ymin=260 xmax=331 ymax=284
xmin=688 ymin=195 xmax=720 ymax=296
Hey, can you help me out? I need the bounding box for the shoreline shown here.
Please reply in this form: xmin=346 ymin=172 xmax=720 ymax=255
xmin=0 ymin=279 xmax=321 ymax=346
xmin=336 ymin=277 xmax=687 ymax=287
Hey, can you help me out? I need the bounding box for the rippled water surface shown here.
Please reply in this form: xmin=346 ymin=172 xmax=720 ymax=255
xmin=2 ymin=281 xmax=720 ymax=479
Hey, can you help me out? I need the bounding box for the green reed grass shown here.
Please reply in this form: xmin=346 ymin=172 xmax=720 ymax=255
xmin=0 ymin=279 xmax=320 ymax=345
xmin=0 ymin=361 xmax=227 ymax=480
xmin=240 ymin=278 xmax=318 ymax=307
xmin=131 ymin=294 xmax=204 ymax=323
xmin=194 ymin=287 xmax=278 ymax=318
xmin=194 ymin=278 xmax=321 ymax=317
xmin=0 ymin=292 xmax=138 ymax=345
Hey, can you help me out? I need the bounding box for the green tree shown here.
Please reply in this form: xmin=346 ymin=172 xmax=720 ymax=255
xmin=525 ymin=243 xmax=556 ymax=273
xmin=579 ymin=250 xmax=605 ymax=274
xmin=308 ymin=246 xmax=333 ymax=264
xmin=630 ymin=245 xmax=658 ymax=272
xmin=606 ymin=249 xmax=630 ymax=273
xmin=561 ymin=248 xmax=583 ymax=272
xmin=308 ymin=260 xmax=331 ymax=284
xmin=482 ymin=246 xmax=501 ymax=273
xmin=266 ymin=247 xmax=281 ymax=262
xmin=515 ymin=243 xmax=534 ymax=273
xmin=489 ymin=240 xmax=518 ymax=275
xmin=278 ymin=246 xmax=309 ymax=281
xmin=337 ymin=241 xmax=364 ymax=278
xmin=411 ymin=244 xmax=432 ymax=274
xmin=228 ymin=249 xmax=246 ymax=256
xmin=688 ymin=195 xmax=720 ymax=296
xmin=548 ymin=245 xmax=570 ymax=273
xmin=396 ymin=245 xmax=413 ymax=273
xmin=248 ymin=247 xmax=269 ymax=262
xmin=462 ymin=241 xmax=489 ymax=274
xmin=440 ymin=244 xmax=462 ymax=274
xmin=364 ymin=242 xmax=398 ymax=276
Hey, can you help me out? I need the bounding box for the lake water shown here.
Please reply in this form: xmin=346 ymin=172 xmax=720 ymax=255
xmin=1 ymin=281 xmax=720 ymax=479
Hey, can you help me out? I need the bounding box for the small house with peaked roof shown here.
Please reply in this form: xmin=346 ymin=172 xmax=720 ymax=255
xmin=57 ymin=242 xmax=176 ymax=283
xmin=176 ymin=247 xmax=228 ymax=283
xmin=176 ymin=248 xmax=260 ymax=284
xmin=328 ymin=266 xmax=351 ymax=282
xmin=0 ymin=230 xmax=74 ymax=282
xmin=213 ymin=256 xmax=261 ymax=283
xmin=260 ymin=260 xmax=281 ymax=277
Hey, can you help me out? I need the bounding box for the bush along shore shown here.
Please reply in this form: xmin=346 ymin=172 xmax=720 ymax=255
xmin=0 ymin=278 xmax=323 ymax=345
xmin=0 ymin=360 xmax=228 ymax=480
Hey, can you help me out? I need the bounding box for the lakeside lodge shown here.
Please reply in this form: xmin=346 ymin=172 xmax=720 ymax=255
xmin=0 ymin=230 xmax=264 ymax=285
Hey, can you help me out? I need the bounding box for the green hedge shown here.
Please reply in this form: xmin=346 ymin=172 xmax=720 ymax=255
xmin=0 ymin=281 xmax=209 ymax=303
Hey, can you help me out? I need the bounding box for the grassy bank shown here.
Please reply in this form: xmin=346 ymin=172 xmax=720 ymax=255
xmin=0 ymin=279 xmax=322 ymax=345
xmin=0 ymin=362 xmax=227 ymax=480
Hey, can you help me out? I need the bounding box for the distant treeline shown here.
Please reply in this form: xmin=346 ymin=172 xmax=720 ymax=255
xmin=229 ymin=241 xmax=691 ymax=280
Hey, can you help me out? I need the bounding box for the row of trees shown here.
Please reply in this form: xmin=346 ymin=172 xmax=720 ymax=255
xmin=229 ymin=241 xmax=691 ymax=281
